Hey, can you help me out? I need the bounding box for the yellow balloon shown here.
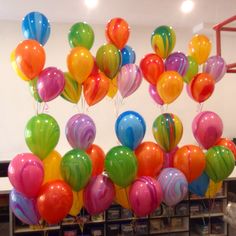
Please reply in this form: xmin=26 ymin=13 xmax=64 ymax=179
xmin=205 ymin=180 xmax=222 ymax=198
xmin=69 ymin=190 xmax=83 ymax=216
xmin=188 ymin=34 xmax=212 ymax=65
xmin=107 ymin=77 xmax=118 ymax=98
xmin=115 ymin=184 xmax=130 ymax=209
xmin=43 ymin=150 xmax=62 ymax=184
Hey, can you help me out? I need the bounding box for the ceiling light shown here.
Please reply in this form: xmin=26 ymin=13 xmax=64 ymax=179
xmin=84 ymin=0 xmax=98 ymax=9
xmin=181 ymin=0 xmax=194 ymax=14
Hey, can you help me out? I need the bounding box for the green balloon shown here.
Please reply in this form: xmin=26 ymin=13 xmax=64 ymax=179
xmin=205 ymin=146 xmax=235 ymax=182
xmin=183 ymin=56 xmax=198 ymax=83
xmin=68 ymin=22 xmax=94 ymax=50
xmin=29 ymin=77 xmax=42 ymax=103
xmin=61 ymin=149 xmax=92 ymax=191
xmin=25 ymin=113 xmax=60 ymax=160
xmin=105 ymin=146 xmax=137 ymax=187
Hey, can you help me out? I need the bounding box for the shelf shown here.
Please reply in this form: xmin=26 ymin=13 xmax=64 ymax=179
xmin=62 ymin=220 xmax=105 ymax=226
xmin=107 ymin=216 xmax=148 ymax=222
xmin=150 ymin=215 xmax=189 ymax=219
xmin=191 ymin=233 xmax=226 ymax=236
xmin=190 ymin=195 xmax=227 ymax=200
xmin=150 ymin=228 xmax=189 ymax=234
xmin=190 ymin=212 xmax=224 ymax=219
xmin=14 ymin=225 xmax=60 ymax=233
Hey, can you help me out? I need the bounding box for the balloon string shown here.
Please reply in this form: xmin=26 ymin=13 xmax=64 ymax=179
xmin=196 ymin=102 xmax=204 ymax=113
xmin=42 ymin=102 xmax=49 ymax=113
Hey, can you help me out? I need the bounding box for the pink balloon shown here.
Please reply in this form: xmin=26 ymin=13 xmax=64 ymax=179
xmin=149 ymin=84 xmax=164 ymax=105
xmin=192 ymin=111 xmax=223 ymax=149
xmin=8 ymin=153 xmax=44 ymax=198
xmin=37 ymin=67 xmax=65 ymax=102
xmin=129 ymin=176 xmax=163 ymax=217
xmin=84 ymin=175 xmax=115 ymax=215
xmin=117 ymin=64 xmax=142 ymax=98
xmin=163 ymin=146 xmax=179 ymax=168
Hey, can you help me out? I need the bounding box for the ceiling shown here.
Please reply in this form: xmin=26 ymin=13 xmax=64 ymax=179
xmin=0 ymin=0 xmax=235 ymax=29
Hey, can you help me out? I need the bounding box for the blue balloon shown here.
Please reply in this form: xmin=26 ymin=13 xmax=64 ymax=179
xmin=121 ymin=45 xmax=136 ymax=66
xmin=189 ymin=172 xmax=209 ymax=197
xmin=115 ymin=111 xmax=146 ymax=150
xmin=22 ymin=11 xmax=51 ymax=46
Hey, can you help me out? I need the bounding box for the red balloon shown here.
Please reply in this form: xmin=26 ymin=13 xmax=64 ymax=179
xmin=140 ymin=53 xmax=164 ymax=85
xmin=215 ymin=138 xmax=236 ymax=160
xmin=37 ymin=180 xmax=73 ymax=224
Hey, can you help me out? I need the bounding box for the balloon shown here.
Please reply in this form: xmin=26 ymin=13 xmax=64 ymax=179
xmin=105 ymin=17 xmax=130 ymax=49
xmin=86 ymin=144 xmax=105 ymax=176
xmin=61 ymin=149 xmax=92 ymax=191
xmin=96 ymin=43 xmax=121 ymax=79
xmin=129 ymin=176 xmax=163 ymax=217
xmin=60 ymin=72 xmax=82 ymax=104
xmin=10 ymin=189 xmax=40 ymax=225
xmin=107 ymin=77 xmax=118 ymax=98
xmin=8 ymin=153 xmax=44 ymax=197
xmin=188 ymin=34 xmax=211 ymax=65
xmin=25 ymin=113 xmax=60 ymax=159
xmin=165 ymin=52 xmax=189 ymax=76
xmin=149 ymin=84 xmax=164 ymax=105
xmin=203 ymin=55 xmax=227 ymax=83
xmin=90 ymin=57 xmax=99 ymax=76
xmin=152 ymin=113 xmax=183 ymax=152
xmin=139 ymin=53 xmax=164 ymax=85
xmin=192 ymin=111 xmax=223 ymax=149
xmin=29 ymin=77 xmax=42 ymax=103
xmin=187 ymin=73 xmax=215 ymax=103
xmin=22 ymin=11 xmax=50 ymax=45
xmin=215 ymin=138 xmax=236 ymax=160
xmin=68 ymin=22 xmax=94 ymax=49
xmin=163 ymin=146 xmax=179 ymax=168
xmin=37 ymin=67 xmax=65 ymax=102
xmin=189 ymin=172 xmax=209 ymax=197
xmin=205 ymin=180 xmax=222 ymax=198
xmin=117 ymin=64 xmax=143 ymax=98
xmin=84 ymin=175 xmax=115 ymax=215
xmin=173 ymin=145 xmax=206 ymax=183
xmin=115 ymin=185 xmax=131 ymax=209
xmin=183 ymin=56 xmax=199 ymax=84
xmin=105 ymin=146 xmax=137 ymax=187
xmin=115 ymin=111 xmax=146 ymax=150
xmin=43 ymin=150 xmax=62 ymax=183
xmin=224 ymin=202 xmax=236 ymax=228
xmin=37 ymin=180 xmax=73 ymax=224
xmin=157 ymin=168 xmax=188 ymax=206
xmin=135 ymin=142 xmax=164 ymax=177
xmin=83 ymin=71 xmax=110 ymax=106
xmin=66 ymin=113 xmax=96 ymax=150
xmin=67 ymin=46 xmax=94 ymax=84
xmin=205 ymin=146 xmax=235 ymax=182
xmin=121 ymin=45 xmax=136 ymax=66
xmin=157 ymin=71 xmax=183 ymax=104
xmin=69 ymin=190 xmax=83 ymax=216
xmin=151 ymin=25 xmax=176 ymax=59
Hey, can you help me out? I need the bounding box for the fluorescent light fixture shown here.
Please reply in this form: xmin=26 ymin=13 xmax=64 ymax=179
xmin=84 ymin=0 xmax=98 ymax=9
xmin=181 ymin=0 xmax=194 ymax=14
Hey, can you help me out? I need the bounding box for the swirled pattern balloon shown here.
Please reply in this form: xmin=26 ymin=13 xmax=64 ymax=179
xmin=121 ymin=45 xmax=136 ymax=66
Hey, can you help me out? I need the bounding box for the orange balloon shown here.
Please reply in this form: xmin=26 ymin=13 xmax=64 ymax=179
xmin=135 ymin=142 xmax=164 ymax=177
xmin=67 ymin=46 xmax=94 ymax=84
xmin=15 ymin=39 xmax=45 ymax=80
xmin=215 ymin=138 xmax=236 ymax=160
xmin=115 ymin=185 xmax=131 ymax=209
xmin=157 ymin=71 xmax=183 ymax=104
xmin=173 ymin=145 xmax=206 ymax=183
xmin=83 ymin=72 xmax=110 ymax=106
xmin=107 ymin=77 xmax=118 ymax=98
xmin=86 ymin=144 xmax=105 ymax=176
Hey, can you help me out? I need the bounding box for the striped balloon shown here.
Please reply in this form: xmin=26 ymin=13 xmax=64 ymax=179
xmin=121 ymin=45 xmax=136 ymax=66
xmin=157 ymin=168 xmax=188 ymax=206
xmin=152 ymin=113 xmax=183 ymax=152
xmin=22 ymin=11 xmax=50 ymax=46
xmin=117 ymin=64 xmax=142 ymax=98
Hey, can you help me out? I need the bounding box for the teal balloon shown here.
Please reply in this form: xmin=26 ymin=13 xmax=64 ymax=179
xmin=25 ymin=114 xmax=60 ymax=160
xmin=61 ymin=149 xmax=92 ymax=191
xmin=105 ymin=146 xmax=137 ymax=187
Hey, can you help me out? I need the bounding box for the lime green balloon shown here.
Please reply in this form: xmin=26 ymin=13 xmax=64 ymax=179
xmin=25 ymin=114 xmax=60 ymax=160
xmin=105 ymin=146 xmax=137 ymax=187
xmin=183 ymin=56 xmax=199 ymax=83
xmin=29 ymin=77 xmax=42 ymax=103
xmin=96 ymin=43 xmax=121 ymax=79
xmin=61 ymin=149 xmax=92 ymax=191
xmin=68 ymin=22 xmax=95 ymax=50
xmin=205 ymin=146 xmax=235 ymax=182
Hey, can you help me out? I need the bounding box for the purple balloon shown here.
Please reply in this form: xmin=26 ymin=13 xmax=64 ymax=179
xmin=165 ymin=52 xmax=189 ymax=76
xmin=66 ymin=113 xmax=96 ymax=150
xmin=192 ymin=111 xmax=223 ymax=149
xmin=84 ymin=175 xmax=115 ymax=215
xmin=157 ymin=168 xmax=188 ymax=206
xmin=163 ymin=146 xmax=179 ymax=168
xmin=149 ymin=84 xmax=164 ymax=105
xmin=203 ymin=56 xmax=226 ymax=83
xmin=10 ymin=189 xmax=40 ymax=225
xmin=129 ymin=176 xmax=163 ymax=217
xmin=37 ymin=67 xmax=65 ymax=102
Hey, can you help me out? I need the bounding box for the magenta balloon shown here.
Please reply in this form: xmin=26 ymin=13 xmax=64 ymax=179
xmin=66 ymin=113 xmax=96 ymax=150
xmin=129 ymin=176 xmax=163 ymax=217
xmin=149 ymin=84 xmax=164 ymax=105
xmin=163 ymin=146 xmax=179 ymax=168
xmin=203 ymin=56 xmax=226 ymax=83
xmin=192 ymin=111 xmax=223 ymax=149
xmin=117 ymin=64 xmax=142 ymax=98
xmin=8 ymin=153 xmax=44 ymax=197
xmin=165 ymin=52 xmax=189 ymax=76
xmin=37 ymin=67 xmax=65 ymax=102
xmin=83 ymin=175 xmax=115 ymax=215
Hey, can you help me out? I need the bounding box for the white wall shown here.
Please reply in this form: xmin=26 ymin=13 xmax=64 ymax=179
xmin=0 ymin=20 xmax=235 ymax=161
